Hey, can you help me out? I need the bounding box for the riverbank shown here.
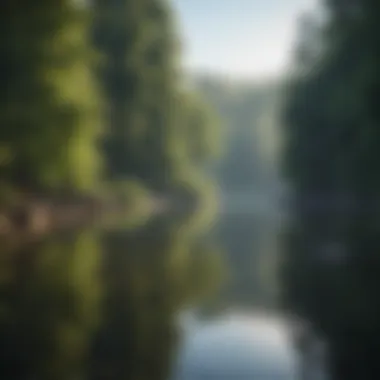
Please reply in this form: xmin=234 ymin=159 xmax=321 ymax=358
xmin=0 ymin=191 xmax=165 ymax=239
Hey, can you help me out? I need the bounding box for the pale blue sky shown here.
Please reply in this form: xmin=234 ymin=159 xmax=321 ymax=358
xmin=173 ymin=0 xmax=318 ymax=79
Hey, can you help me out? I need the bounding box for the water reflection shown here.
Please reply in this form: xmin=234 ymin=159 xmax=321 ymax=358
xmin=0 ymin=217 xmax=225 ymax=380
xmin=215 ymin=212 xmax=280 ymax=310
xmin=0 ymin=232 xmax=101 ymax=380
xmin=0 ymin=185 xmax=297 ymax=380
xmin=175 ymin=312 xmax=299 ymax=380
xmin=170 ymin=205 xmax=301 ymax=380
xmin=89 ymin=222 xmax=224 ymax=380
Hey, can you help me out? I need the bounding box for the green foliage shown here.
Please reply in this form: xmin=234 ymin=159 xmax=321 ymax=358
xmin=282 ymin=1 xmax=380 ymax=377
xmin=99 ymin=179 xmax=154 ymax=230
xmin=92 ymin=0 xmax=219 ymax=200
xmin=93 ymin=0 xmax=178 ymax=185
xmin=177 ymin=92 xmax=222 ymax=164
xmin=0 ymin=2 xmax=101 ymax=192
xmin=0 ymin=0 xmax=220 ymax=223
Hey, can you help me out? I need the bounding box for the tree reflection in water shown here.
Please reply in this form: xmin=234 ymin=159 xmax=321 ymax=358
xmin=0 ymin=218 xmax=225 ymax=380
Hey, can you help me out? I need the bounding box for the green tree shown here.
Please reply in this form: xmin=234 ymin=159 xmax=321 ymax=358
xmin=0 ymin=1 xmax=101 ymax=192
xmin=282 ymin=2 xmax=380 ymax=378
xmin=93 ymin=0 xmax=178 ymax=187
xmin=92 ymin=0 xmax=219 ymax=197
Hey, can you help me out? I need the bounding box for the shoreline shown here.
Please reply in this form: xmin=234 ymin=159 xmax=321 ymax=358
xmin=0 ymin=194 xmax=166 ymax=239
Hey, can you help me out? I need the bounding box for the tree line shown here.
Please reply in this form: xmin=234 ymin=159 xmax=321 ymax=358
xmin=281 ymin=1 xmax=380 ymax=378
xmin=0 ymin=0 xmax=218 ymax=210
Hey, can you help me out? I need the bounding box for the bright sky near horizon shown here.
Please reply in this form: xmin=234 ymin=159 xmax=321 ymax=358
xmin=173 ymin=0 xmax=319 ymax=79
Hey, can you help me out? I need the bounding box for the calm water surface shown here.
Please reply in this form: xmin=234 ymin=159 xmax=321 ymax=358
xmin=0 ymin=196 xmax=306 ymax=380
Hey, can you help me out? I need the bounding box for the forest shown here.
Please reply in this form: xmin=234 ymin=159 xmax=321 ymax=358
xmin=0 ymin=0 xmax=219 ymax=235
xmin=281 ymin=1 xmax=380 ymax=378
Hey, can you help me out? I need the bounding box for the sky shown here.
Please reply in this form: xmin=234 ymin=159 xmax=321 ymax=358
xmin=173 ymin=0 xmax=319 ymax=79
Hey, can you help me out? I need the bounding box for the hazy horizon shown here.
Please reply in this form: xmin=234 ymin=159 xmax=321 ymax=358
xmin=174 ymin=0 xmax=319 ymax=80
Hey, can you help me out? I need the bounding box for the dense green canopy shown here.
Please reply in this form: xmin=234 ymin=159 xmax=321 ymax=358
xmin=0 ymin=0 xmax=219 ymax=206
xmin=0 ymin=1 xmax=101 ymax=192
xmin=282 ymin=1 xmax=380 ymax=378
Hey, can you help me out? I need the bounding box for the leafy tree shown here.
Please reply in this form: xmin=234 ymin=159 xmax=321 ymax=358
xmin=93 ymin=0 xmax=176 ymax=186
xmin=282 ymin=1 xmax=380 ymax=378
xmin=0 ymin=1 xmax=101 ymax=192
xmin=92 ymin=0 xmax=219 ymax=195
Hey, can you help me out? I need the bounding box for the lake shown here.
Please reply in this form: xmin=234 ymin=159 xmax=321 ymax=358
xmin=0 ymin=194 xmax=320 ymax=380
